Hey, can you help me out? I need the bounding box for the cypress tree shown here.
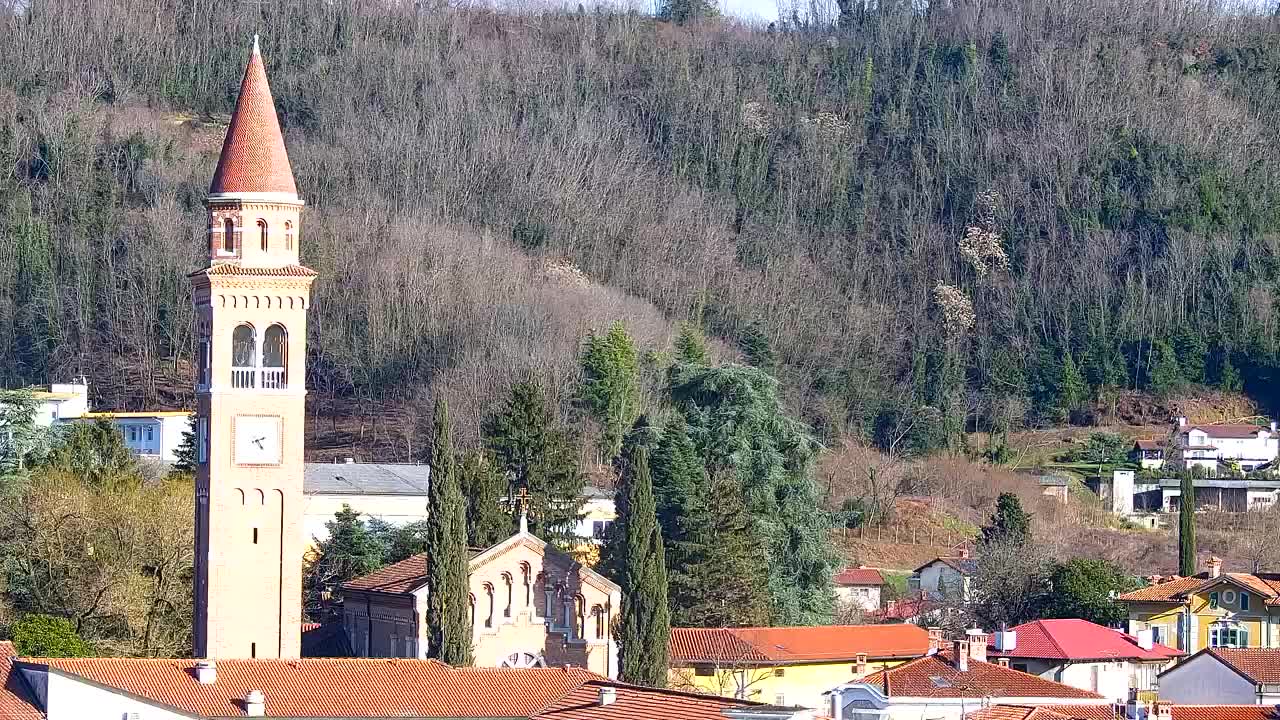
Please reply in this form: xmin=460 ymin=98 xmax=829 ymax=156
xmin=616 ymin=436 xmax=670 ymax=686
xmin=458 ymin=449 xmax=509 ymax=547
xmin=1180 ymin=473 xmax=1197 ymax=576
xmin=650 ymin=417 xmax=702 ymax=549
xmin=425 ymin=396 xmax=472 ymax=665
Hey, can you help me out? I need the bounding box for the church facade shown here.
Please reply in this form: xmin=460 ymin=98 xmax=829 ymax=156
xmin=190 ymin=37 xmax=315 ymax=660
xmin=342 ymin=529 xmax=621 ymax=678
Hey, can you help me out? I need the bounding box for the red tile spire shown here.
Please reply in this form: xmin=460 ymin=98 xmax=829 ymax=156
xmin=209 ymin=35 xmax=298 ymax=196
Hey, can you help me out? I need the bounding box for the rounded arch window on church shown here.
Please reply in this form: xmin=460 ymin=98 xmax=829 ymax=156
xmin=499 ymin=652 xmax=546 ymax=669
xmin=257 ymin=219 xmax=268 ymax=251
xmin=262 ymin=324 xmax=288 ymax=389
xmin=223 ymin=218 xmax=236 ymax=254
xmin=231 ymin=324 xmax=257 ymax=388
xmin=284 ymin=221 xmax=293 ymax=250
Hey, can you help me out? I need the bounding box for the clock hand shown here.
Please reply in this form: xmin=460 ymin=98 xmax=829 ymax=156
xmin=252 ymin=437 xmax=265 ymax=449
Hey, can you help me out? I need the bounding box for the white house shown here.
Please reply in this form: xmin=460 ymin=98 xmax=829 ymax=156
xmin=1175 ymin=418 xmax=1279 ymax=475
xmin=75 ymin=411 xmax=193 ymax=465
xmin=986 ymin=619 xmax=1182 ymax=702
xmin=834 ymin=567 xmax=887 ymax=611
xmin=911 ymin=553 xmax=976 ymax=601
xmin=26 ymin=381 xmax=90 ymax=425
xmin=575 ymin=485 xmax=616 ymax=544
xmin=825 ymin=633 xmax=1112 ymax=720
xmin=303 ymin=461 xmax=431 ymax=543
xmin=1158 ymin=647 xmax=1280 ymax=704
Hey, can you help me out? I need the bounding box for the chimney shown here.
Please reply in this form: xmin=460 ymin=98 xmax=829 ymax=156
xmin=244 ymin=690 xmax=265 ymax=717
xmin=1154 ymin=701 xmax=1173 ymax=720
xmin=829 ymin=690 xmax=844 ymax=720
xmin=855 ymin=652 xmax=868 ymax=677
xmin=1206 ymin=556 xmax=1222 ymax=579
xmin=927 ymin=627 xmax=943 ymax=653
xmin=966 ymin=629 xmax=988 ymax=664
xmin=194 ymin=660 xmax=217 ymax=685
xmin=953 ymin=640 xmax=969 ymax=672
xmin=1176 ymin=416 xmax=1187 ymax=428
xmin=1136 ymin=628 xmax=1154 ymax=651
xmin=997 ymin=657 xmax=1009 ymax=667
xmin=597 ymin=687 xmax=617 ymax=707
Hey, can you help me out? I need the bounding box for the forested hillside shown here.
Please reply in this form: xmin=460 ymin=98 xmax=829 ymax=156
xmin=4 ymin=0 xmax=1280 ymax=451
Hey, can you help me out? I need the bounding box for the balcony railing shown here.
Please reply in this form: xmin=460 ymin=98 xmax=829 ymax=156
xmin=231 ymin=367 xmax=287 ymax=390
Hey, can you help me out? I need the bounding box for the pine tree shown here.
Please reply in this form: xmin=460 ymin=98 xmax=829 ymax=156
xmin=673 ymin=323 xmax=708 ymax=365
xmin=484 ymin=381 xmax=584 ymax=548
xmin=650 ymin=417 xmax=702 ymax=551
xmin=458 ymin=449 xmax=509 ymax=548
xmin=1148 ymin=340 xmax=1184 ymax=396
xmin=615 ymin=439 xmax=670 ymax=686
xmin=424 ymin=396 xmax=472 ymax=666
xmin=1059 ymin=351 xmax=1087 ymax=421
xmin=171 ymin=417 xmax=197 ymax=473
xmin=577 ymin=322 xmax=640 ymax=461
xmin=669 ymin=470 xmax=770 ymax=628
xmin=981 ymin=492 xmax=1031 ymax=547
xmin=1180 ymin=473 xmax=1197 ymax=576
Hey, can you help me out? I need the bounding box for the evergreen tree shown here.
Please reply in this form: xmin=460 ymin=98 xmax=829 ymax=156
xmin=650 ymin=417 xmax=702 ymax=551
xmin=657 ymin=0 xmax=718 ymax=24
xmin=172 ymin=417 xmax=197 ymax=473
xmin=1180 ymin=473 xmax=1196 ymax=576
xmin=737 ymin=321 xmax=776 ymax=371
xmin=1173 ymin=327 xmax=1208 ymax=385
xmin=1040 ymin=558 xmax=1137 ymax=626
xmin=1059 ymin=351 xmax=1087 ymax=421
xmin=458 ymin=449 xmax=509 ymax=547
xmin=668 ymin=362 xmax=836 ymax=625
xmin=1148 ymin=340 xmax=1184 ymax=396
xmin=615 ymin=438 xmax=670 ymax=686
xmin=304 ymin=505 xmax=386 ymax=621
xmin=47 ymin=419 xmax=137 ymax=488
xmin=11 ymin=614 xmax=90 ymax=657
xmin=484 ymin=381 xmax=584 ymax=548
xmin=577 ymin=322 xmax=641 ymax=461
xmin=981 ymin=492 xmax=1031 ymax=546
xmin=668 ymin=470 xmax=770 ymax=627
xmin=673 ymin=323 xmax=708 ymax=365
xmin=424 ymin=397 xmax=472 ymax=665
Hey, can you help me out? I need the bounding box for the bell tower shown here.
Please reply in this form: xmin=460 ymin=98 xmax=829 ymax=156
xmin=191 ymin=36 xmax=314 ymax=660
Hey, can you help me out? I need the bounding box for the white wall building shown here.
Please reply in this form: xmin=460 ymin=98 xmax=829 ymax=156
xmin=834 ymin=567 xmax=886 ymax=611
xmin=1158 ymin=647 xmax=1280 ymax=705
xmin=74 ymin=411 xmax=193 ymax=465
xmin=303 ymin=461 xmax=431 ymax=544
xmin=911 ymin=554 xmax=975 ymax=601
xmin=1176 ymin=419 xmax=1279 ymax=475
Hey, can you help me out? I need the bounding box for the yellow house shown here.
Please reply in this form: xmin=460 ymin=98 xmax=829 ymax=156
xmin=1118 ymin=556 xmax=1280 ymax=652
xmin=668 ymin=623 xmax=932 ymax=710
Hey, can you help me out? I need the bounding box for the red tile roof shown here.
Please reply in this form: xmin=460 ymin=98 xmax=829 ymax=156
xmin=670 ymin=624 xmax=929 ymax=665
xmin=535 ymin=680 xmax=756 ymax=720
xmin=343 ymin=553 xmax=430 ymax=594
xmin=26 ymin=657 xmax=609 ymax=718
xmin=1202 ymin=647 xmax=1280 ymax=683
xmin=860 ymin=653 xmax=1105 ymax=699
xmin=869 ymin=597 xmax=938 ymax=622
xmin=0 ymin=642 xmax=41 ymax=720
xmin=1170 ymin=706 xmax=1280 ymax=720
xmin=966 ymin=704 xmax=1121 ymax=720
xmin=189 ymin=263 xmax=318 ymax=278
xmin=987 ymin=620 xmax=1181 ymax=662
xmin=1185 ymin=424 xmax=1271 ymax=439
xmin=835 ymin=567 xmax=886 ymax=586
xmin=209 ymin=39 xmax=298 ymax=196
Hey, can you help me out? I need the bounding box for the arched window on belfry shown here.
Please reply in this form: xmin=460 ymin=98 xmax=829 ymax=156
xmin=258 ymin=220 xmax=268 ymax=251
xmin=223 ymin=218 xmax=236 ymax=253
xmin=284 ymin=221 xmax=293 ymax=250
xmin=262 ymin=324 xmax=287 ymax=389
xmin=231 ymin=324 xmax=256 ymax=388
xmin=502 ymin=572 xmax=513 ymax=618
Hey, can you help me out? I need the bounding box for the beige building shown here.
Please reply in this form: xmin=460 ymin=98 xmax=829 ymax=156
xmin=190 ymin=37 xmax=314 ymax=660
xmin=342 ymin=521 xmax=621 ymax=678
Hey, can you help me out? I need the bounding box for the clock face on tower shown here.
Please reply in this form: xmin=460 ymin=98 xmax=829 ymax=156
xmin=234 ymin=415 xmax=282 ymax=465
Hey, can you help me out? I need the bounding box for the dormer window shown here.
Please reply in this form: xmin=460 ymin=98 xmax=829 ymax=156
xmin=258 ymin=220 xmax=268 ymax=251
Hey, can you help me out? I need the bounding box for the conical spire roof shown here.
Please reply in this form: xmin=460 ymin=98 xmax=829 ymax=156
xmin=209 ymin=36 xmax=297 ymax=196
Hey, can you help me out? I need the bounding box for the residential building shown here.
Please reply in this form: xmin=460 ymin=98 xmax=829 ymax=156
xmin=1157 ymin=478 xmax=1280 ymax=513
xmin=964 ymin=704 xmax=1119 ymax=720
xmin=911 ymin=552 xmax=977 ymax=601
xmin=986 ymin=619 xmax=1182 ymax=701
xmin=1133 ymin=440 xmax=1166 ymax=471
xmin=25 ymin=381 xmax=90 ymax=425
xmin=1174 ymin=418 xmax=1279 ymax=475
xmin=0 ymin=647 xmax=779 ymax=720
xmin=302 ymin=461 xmax=431 ymax=543
xmin=1118 ymin=556 xmax=1280 ymax=652
xmin=826 ymin=634 xmax=1112 ymax=720
xmin=834 ymin=567 xmax=887 ymax=611
xmin=968 ymin=702 xmax=1280 ymax=720
xmin=75 ymin=411 xmax=194 ymax=464
xmin=190 ymin=35 xmax=316 ymax=660
xmin=575 ymin=485 xmax=616 ymax=545
xmin=1158 ymin=647 xmax=1280 ymax=704
xmin=669 ymin=624 xmax=932 ymax=710
xmin=341 ymin=518 xmax=621 ymax=677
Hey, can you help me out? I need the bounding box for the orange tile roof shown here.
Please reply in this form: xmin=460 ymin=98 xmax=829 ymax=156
xmin=1170 ymin=706 xmax=1280 ymax=720
xmin=535 ymin=680 xmax=757 ymax=720
xmin=189 ymin=263 xmax=319 ymax=278
xmin=1117 ymin=572 xmax=1280 ymax=606
xmin=835 ymin=567 xmax=886 ymax=586
xmin=1203 ymin=647 xmax=1280 ymax=683
xmin=209 ymin=39 xmax=298 ymax=196
xmin=26 ymin=657 xmax=611 ymax=718
xmin=0 ymin=642 xmax=41 ymax=720
xmin=966 ymin=704 xmax=1121 ymax=720
xmin=343 ymin=553 xmax=430 ymax=594
xmin=860 ymin=653 xmax=1105 ymax=699
xmin=670 ymin=624 xmax=929 ymax=665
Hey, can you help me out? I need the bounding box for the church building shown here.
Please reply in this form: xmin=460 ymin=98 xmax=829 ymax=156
xmin=189 ymin=36 xmax=315 ymax=660
xmin=342 ymin=518 xmax=621 ymax=678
